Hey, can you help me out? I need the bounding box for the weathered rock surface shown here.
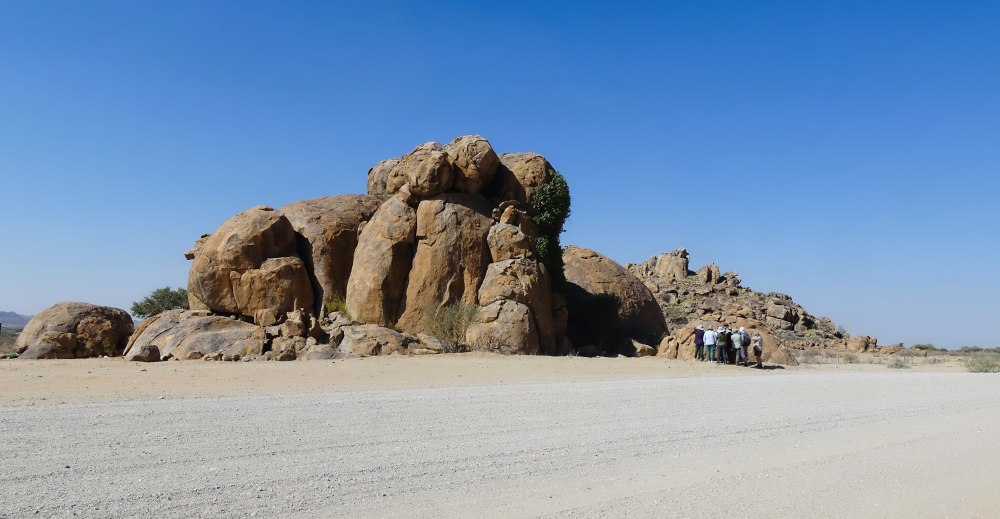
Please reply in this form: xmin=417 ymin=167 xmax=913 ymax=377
xmin=486 ymin=153 xmax=553 ymax=210
xmin=465 ymin=300 xmax=539 ymax=355
xmin=124 ymin=310 xmax=264 ymax=361
xmin=187 ymin=206 xmax=309 ymax=321
xmin=279 ymin=195 xmax=385 ymax=314
xmin=562 ymin=246 xmax=668 ymax=344
xmin=627 ymin=248 xmax=854 ymax=357
xmin=339 ymin=325 xmax=406 ymax=356
xmin=477 ymin=258 xmax=555 ymax=354
xmin=16 ymin=302 xmax=134 ymax=359
xmin=403 ymin=142 xmax=454 ymax=197
xmin=366 ymin=158 xmax=406 ymax=196
xmin=396 ymin=193 xmax=494 ymax=333
xmin=444 ymin=135 xmax=499 ymax=195
xmin=231 ymin=257 xmax=314 ymax=326
xmin=346 ymin=197 xmax=417 ymax=325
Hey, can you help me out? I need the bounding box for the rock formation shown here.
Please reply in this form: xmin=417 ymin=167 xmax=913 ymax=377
xmin=16 ymin=302 xmax=133 ymax=359
xmin=278 ymin=195 xmax=385 ymax=315
xmin=171 ymin=135 xmax=568 ymax=360
xmin=625 ymin=250 xmax=884 ymax=363
xmin=562 ymin=246 xmax=668 ymax=356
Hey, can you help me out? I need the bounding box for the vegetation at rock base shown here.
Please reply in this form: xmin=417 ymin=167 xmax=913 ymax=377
xmin=326 ymin=296 xmax=352 ymax=322
xmin=530 ymin=170 xmax=571 ymax=290
xmin=842 ymin=352 xmax=859 ymax=364
xmin=422 ymin=301 xmax=479 ymax=344
xmin=130 ymin=287 xmax=189 ymax=318
xmin=962 ymin=351 xmax=1000 ymax=373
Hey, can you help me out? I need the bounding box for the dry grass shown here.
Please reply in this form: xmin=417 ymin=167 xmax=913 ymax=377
xmin=422 ymin=301 xmax=479 ymax=347
xmin=961 ymin=352 xmax=1000 ymax=373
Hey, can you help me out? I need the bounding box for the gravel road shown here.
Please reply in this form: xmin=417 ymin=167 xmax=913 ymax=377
xmin=2 ymin=372 xmax=998 ymax=518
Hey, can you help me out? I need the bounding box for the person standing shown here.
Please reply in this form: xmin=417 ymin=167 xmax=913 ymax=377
xmin=737 ymin=327 xmax=750 ymax=366
xmin=704 ymin=326 xmax=717 ymax=365
xmin=693 ymin=325 xmax=705 ymax=361
xmin=751 ymin=332 xmax=764 ymax=368
xmin=717 ymin=325 xmax=732 ymax=364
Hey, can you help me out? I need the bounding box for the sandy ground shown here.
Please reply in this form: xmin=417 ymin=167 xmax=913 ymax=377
xmin=0 ymin=352 xmax=966 ymax=406
xmin=1 ymin=355 xmax=995 ymax=518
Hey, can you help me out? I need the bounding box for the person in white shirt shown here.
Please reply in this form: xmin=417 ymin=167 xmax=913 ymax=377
xmin=703 ymin=326 xmax=717 ymax=363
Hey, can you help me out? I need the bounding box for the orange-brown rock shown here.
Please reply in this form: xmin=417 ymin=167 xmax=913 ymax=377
xmin=396 ymin=193 xmax=494 ymax=333
xmin=124 ymin=309 xmax=264 ymax=361
xmin=477 ymin=258 xmax=555 ymax=354
xmin=346 ymin=197 xmax=417 ymax=325
xmin=562 ymin=246 xmax=668 ymax=342
xmin=279 ymin=195 xmax=385 ymax=314
xmin=187 ymin=206 xmax=304 ymax=317
xmin=403 ymin=142 xmax=454 ymax=197
xmin=486 ymin=153 xmax=553 ymax=210
xmin=465 ymin=300 xmax=539 ymax=355
xmin=366 ymin=158 xmax=406 ymax=195
xmin=444 ymin=135 xmax=499 ymax=194
xmin=231 ymin=257 xmax=313 ymax=326
xmin=16 ymin=302 xmax=134 ymax=359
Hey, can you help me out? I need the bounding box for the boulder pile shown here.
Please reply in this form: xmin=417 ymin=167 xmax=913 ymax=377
xmin=625 ymin=248 xmax=901 ymax=363
xmin=122 ymin=135 xmax=583 ymax=361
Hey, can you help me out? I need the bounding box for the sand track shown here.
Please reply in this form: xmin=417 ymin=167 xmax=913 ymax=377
xmin=1 ymin=363 xmax=997 ymax=518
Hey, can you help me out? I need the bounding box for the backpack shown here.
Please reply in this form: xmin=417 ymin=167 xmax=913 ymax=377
xmin=741 ymin=332 xmax=750 ymax=347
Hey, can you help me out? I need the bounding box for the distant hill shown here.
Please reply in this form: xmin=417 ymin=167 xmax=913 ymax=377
xmin=0 ymin=311 xmax=33 ymax=328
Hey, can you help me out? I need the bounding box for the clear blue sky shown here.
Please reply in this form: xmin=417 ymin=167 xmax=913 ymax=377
xmin=2 ymin=1 xmax=997 ymax=349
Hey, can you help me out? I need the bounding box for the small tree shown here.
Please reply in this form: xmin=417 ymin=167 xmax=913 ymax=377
xmin=131 ymin=287 xmax=189 ymax=318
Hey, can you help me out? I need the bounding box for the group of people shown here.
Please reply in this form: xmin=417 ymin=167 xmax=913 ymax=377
xmin=692 ymin=324 xmax=764 ymax=368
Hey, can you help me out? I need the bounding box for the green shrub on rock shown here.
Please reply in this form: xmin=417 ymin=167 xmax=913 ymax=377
xmin=530 ymin=171 xmax=571 ymax=290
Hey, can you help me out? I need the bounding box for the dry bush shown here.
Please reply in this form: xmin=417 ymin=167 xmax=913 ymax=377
xmin=800 ymin=348 xmax=822 ymax=364
xmin=842 ymin=352 xmax=859 ymax=364
xmin=470 ymin=333 xmax=508 ymax=354
xmin=926 ymin=357 xmax=947 ymax=365
xmin=962 ymin=352 xmax=1000 ymax=373
xmin=888 ymin=357 xmax=910 ymax=369
xmin=422 ymin=301 xmax=479 ymax=344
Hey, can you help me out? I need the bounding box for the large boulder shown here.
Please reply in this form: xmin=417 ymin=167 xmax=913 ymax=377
xmin=403 ymin=142 xmax=454 ymax=197
xmin=366 ymin=158 xmax=406 ymax=196
xmin=187 ymin=206 xmax=312 ymax=321
xmin=339 ymin=324 xmax=407 ymax=356
xmin=123 ymin=310 xmax=264 ymax=361
xmin=477 ymin=258 xmax=556 ymax=354
xmin=279 ymin=195 xmax=385 ymax=314
xmin=444 ymin=135 xmax=499 ymax=195
xmin=396 ymin=193 xmax=494 ymax=333
xmin=230 ymin=257 xmax=314 ymax=326
xmin=846 ymin=335 xmax=872 ymax=353
xmin=16 ymin=302 xmax=133 ymax=359
xmin=486 ymin=153 xmax=553 ymax=211
xmin=562 ymin=246 xmax=668 ymax=343
xmin=654 ymin=248 xmax=689 ymax=281
xmin=465 ymin=300 xmax=539 ymax=355
xmin=346 ymin=197 xmax=417 ymax=325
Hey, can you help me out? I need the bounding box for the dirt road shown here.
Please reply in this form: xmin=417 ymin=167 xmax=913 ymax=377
xmin=1 ymin=363 xmax=997 ymax=518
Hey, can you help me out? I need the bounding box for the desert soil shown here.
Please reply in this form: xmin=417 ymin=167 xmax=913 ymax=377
xmin=1 ymin=355 xmax=996 ymax=518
